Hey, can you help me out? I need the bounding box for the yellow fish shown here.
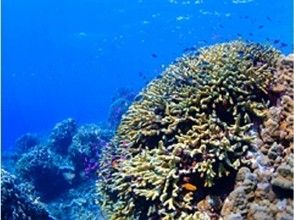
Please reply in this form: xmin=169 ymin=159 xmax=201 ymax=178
xmin=182 ymin=183 xmax=197 ymax=191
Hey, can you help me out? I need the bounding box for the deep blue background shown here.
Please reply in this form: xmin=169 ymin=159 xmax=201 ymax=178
xmin=3 ymin=0 xmax=293 ymax=149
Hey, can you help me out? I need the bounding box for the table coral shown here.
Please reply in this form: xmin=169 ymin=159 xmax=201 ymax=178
xmin=97 ymin=41 xmax=289 ymax=219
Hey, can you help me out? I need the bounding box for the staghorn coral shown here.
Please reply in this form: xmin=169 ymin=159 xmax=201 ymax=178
xmin=97 ymin=41 xmax=287 ymax=219
xmin=1 ymin=169 xmax=54 ymax=220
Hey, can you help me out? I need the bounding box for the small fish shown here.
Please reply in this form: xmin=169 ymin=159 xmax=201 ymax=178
xmin=273 ymin=40 xmax=280 ymax=44
xmin=266 ymin=16 xmax=272 ymax=21
xmin=183 ymin=47 xmax=197 ymax=52
xmin=240 ymin=15 xmax=249 ymax=19
xmin=258 ymin=25 xmax=264 ymax=29
xmin=280 ymin=42 xmax=288 ymax=48
xmin=138 ymin=71 xmax=146 ymax=77
xmin=219 ymin=24 xmax=224 ymax=28
xmin=183 ymin=176 xmax=190 ymax=182
xmin=237 ymin=33 xmax=242 ymax=37
xmin=198 ymin=40 xmax=208 ymax=44
xmin=151 ymin=53 xmax=158 ymax=58
xmin=249 ymin=32 xmax=253 ymax=36
xmin=182 ymin=183 xmax=197 ymax=191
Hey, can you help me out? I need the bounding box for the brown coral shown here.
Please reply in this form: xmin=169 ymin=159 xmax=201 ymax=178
xmin=220 ymin=54 xmax=294 ymax=220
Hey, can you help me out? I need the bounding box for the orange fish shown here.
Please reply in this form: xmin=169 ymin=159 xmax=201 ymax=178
xmin=182 ymin=183 xmax=197 ymax=191
xmin=111 ymin=160 xmax=119 ymax=169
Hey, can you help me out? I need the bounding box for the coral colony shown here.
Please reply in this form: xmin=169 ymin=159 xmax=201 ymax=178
xmin=96 ymin=41 xmax=293 ymax=219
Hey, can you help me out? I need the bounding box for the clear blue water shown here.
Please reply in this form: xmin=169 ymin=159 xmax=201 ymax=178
xmin=3 ymin=0 xmax=293 ymax=149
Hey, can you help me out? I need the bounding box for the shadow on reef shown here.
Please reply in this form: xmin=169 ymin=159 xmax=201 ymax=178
xmin=107 ymin=87 xmax=136 ymax=129
xmin=1 ymin=87 xmax=135 ymax=219
xmin=97 ymin=41 xmax=294 ymax=220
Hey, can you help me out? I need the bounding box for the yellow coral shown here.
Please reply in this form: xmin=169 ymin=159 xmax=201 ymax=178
xmin=97 ymin=41 xmax=282 ymax=219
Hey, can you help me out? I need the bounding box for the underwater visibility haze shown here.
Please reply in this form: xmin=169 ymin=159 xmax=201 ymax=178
xmin=1 ymin=0 xmax=294 ymax=219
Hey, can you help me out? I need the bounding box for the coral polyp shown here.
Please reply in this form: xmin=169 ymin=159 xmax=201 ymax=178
xmin=97 ymin=41 xmax=283 ymax=219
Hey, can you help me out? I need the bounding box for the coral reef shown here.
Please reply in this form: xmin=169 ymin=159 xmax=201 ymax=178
xmin=47 ymin=180 xmax=104 ymax=220
xmin=69 ymin=124 xmax=113 ymax=178
xmin=96 ymin=41 xmax=293 ymax=219
xmin=13 ymin=118 xmax=113 ymax=208
xmin=14 ymin=133 xmax=40 ymax=156
xmin=49 ymin=118 xmax=77 ymax=155
xmin=14 ymin=119 xmax=79 ymax=200
xmin=2 ymin=133 xmax=40 ymax=172
xmin=15 ymin=145 xmax=75 ymax=200
xmin=1 ymin=169 xmax=54 ymax=220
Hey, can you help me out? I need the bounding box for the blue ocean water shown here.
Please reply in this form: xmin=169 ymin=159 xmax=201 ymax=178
xmin=3 ymin=0 xmax=293 ymax=150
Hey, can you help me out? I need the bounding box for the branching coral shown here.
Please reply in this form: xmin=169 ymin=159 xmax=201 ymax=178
xmin=97 ymin=41 xmax=283 ymax=219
